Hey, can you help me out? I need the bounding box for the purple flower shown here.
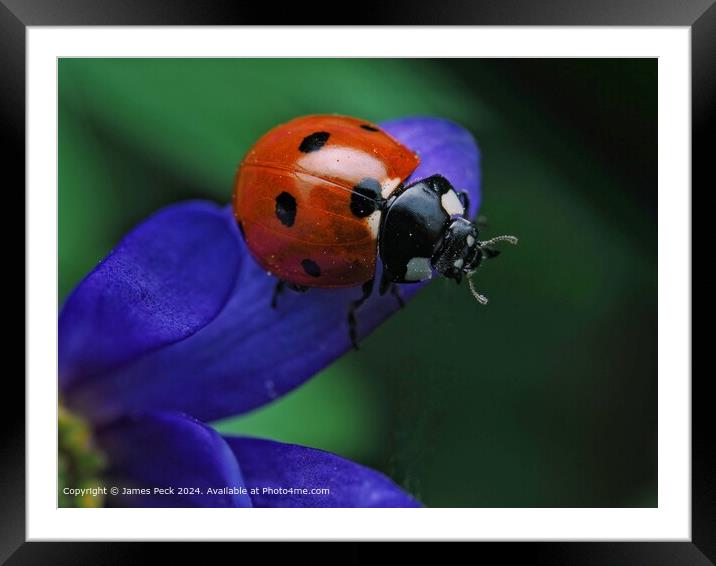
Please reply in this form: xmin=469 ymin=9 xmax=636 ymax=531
xmin=58 ymin=117 xmax=481 ymax=508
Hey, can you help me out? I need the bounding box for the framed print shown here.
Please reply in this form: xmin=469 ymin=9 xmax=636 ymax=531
xmin=4 ymin=0 xmax=706 ymax=562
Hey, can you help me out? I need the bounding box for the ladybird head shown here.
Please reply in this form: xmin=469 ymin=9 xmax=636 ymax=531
xmin=433 ymin=218 xmax=518 ymax=305
xmin=431 ymin=217 xmax=479 ymax=281
xmin=432 ymin=217 xmax=518 ymax=304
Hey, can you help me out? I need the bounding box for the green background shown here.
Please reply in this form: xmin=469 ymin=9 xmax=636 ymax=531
xmin=59 ymin=59 xmax=657 ymax=507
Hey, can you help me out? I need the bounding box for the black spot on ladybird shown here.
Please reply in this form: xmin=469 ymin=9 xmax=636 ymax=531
xmin=350 ymin=177 xmax=382 ymax=218
xmin=299 ymin=131 xmax=330 ymax=153
xmin=360 ymin=124 xmax=380 ymax=132
xmin=301 ymin=258 xmax=321 ymax=277
xmin=275 ymin=192 xmax=297 ymax=227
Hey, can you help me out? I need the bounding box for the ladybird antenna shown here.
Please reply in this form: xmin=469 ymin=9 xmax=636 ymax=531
xmin=479 ymin=234 xmax=519 ymax=247
xmin=467 ymin=272 xmax=489 ymax=305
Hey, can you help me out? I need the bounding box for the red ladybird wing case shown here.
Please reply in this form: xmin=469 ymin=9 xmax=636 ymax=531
xmin=234 ymin=115 xmax=419 ymax=288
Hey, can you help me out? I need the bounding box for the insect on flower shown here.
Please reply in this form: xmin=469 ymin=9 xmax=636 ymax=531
xmin=233 ymin=115 xmax=517 ymax=346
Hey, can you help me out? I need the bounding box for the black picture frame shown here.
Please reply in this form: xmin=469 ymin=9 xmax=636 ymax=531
xmin=4 ymin=1 xmax=706 ymax=562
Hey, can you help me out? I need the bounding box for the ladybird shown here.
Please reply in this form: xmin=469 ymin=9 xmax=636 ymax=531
xmin=233 ymin=115 xmax=516 ymax=346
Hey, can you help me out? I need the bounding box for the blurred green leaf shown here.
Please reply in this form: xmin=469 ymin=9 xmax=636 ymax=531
xmin=214 ymin=364 xmax=388 ymax=466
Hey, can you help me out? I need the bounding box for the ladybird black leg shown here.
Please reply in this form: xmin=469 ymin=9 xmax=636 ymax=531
xmin=271 ymin=280 xmax=308 ymax=308
xmin=379 ymin=269 xmax=392 ymax=296
xmin=287 ymin=283 xmax=309 ymax=293
xmin=348 ymin=278 xmax=375 ymax=350
xmin=389 ymin=283 xmax=405 ymax=308
xmin=457 ymin=191 xmax=471 ymax=217
xmin=271 ymin=280 xmax=286 ymax=309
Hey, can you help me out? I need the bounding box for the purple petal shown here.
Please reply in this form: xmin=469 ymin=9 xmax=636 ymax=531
xmin=59 ymin=201 xmax=242 ymax=390
xmin=65 ymin=236 xmax=409 ymax=424
xmin=96 ymin=412 xmax=252 ymax=507
xmin=63 ymin=118 xmax=482 ymax=424
xmin=225 ymin=436 xmax=421 ymax=507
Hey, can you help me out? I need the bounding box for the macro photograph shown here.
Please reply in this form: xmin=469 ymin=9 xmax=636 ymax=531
xmin=57 ymin=57 xmax=657 ymax=509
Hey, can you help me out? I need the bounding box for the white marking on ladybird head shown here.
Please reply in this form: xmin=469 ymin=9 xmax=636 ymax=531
xmin=454 ymin=258 xmax=464 ymax=269
xmin=405 ymin=257 xmax=433 ymax=281
xmin=381 ymin=177 xmax=401 ymax=198
xmin=441 ymin=189 xmax=465 ymax=217
xmin=466 ymin=235 xmax=476 ymax=247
